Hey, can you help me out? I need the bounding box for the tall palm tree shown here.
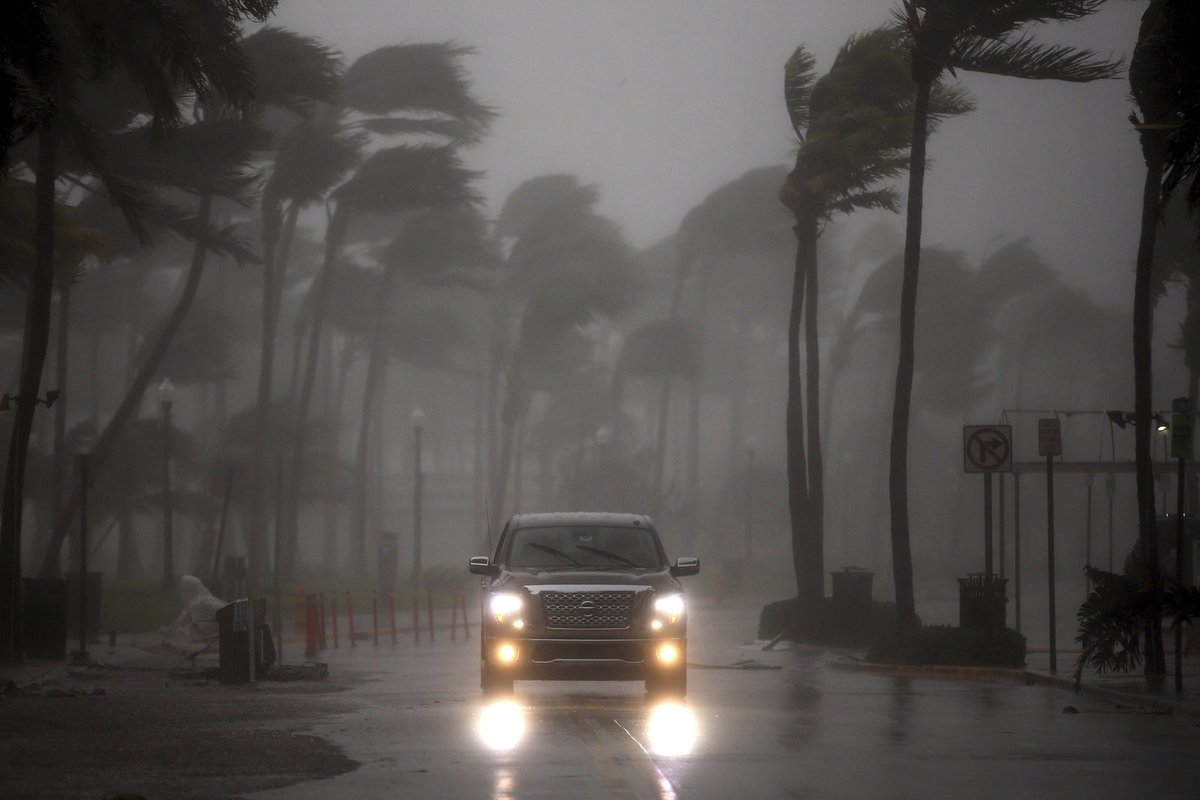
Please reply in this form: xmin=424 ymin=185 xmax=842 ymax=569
xmin=1126 ymin=0 xmax=1200 ymax=675
xmin=346 ymin=207 xmax=494 ymax=576
xmin=1 ymin=0 xmax=277 ymax=662
xmin=671 ymin=166 xmax=792 ymax=535
xmin=489 ymin=185 xmax=638 ymax=528
xmin=616 ymin=317 xmax=703 ymax=511
xmin=779 ymin=28 xmax=971 ymax=602
xmin=888 ymin=0 xmax=1120 ymax=627
xmin=282 ymin=42 xmax=491 ymax=580
xmin=36 ymin=28 xmax=339 ymax=583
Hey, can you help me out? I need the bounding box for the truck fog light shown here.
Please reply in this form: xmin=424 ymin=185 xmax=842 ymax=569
xmin=650 ymin=619 xmax=663 ymax=632
xmin=656 ymin=642 xmax=680 ymax=665
xmin=495 ymin=642 xmax=519 ymax=664
xmin=513 ymin=619 xmax=525 ymax=630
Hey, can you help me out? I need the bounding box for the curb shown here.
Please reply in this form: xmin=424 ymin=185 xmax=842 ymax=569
xmin=829 ymin=656 xmax=1200 ymax=719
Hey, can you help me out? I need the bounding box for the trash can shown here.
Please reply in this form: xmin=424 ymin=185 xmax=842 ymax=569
xmin=66 ymin=571 xmax=102 ymax=640
xmin=22 ymin=578 xmax=69 ymax=659
xmin=957 ymin=573 xmax=1007 ymax=628
xmin=215 ymin=598 xmax=275 ymax=683
xmin=831 ymin=567 xmax=874 ymax=629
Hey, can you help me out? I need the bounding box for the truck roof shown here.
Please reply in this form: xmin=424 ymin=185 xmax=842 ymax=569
xmin=508 ymin=512 xmax=657 ymax=530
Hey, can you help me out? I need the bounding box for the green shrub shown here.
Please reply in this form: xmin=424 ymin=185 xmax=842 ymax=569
xmin=866 ymin=624 xmax=1026 ymax=667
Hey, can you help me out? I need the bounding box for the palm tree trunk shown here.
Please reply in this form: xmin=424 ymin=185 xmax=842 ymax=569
xmin=804 ymin=222 xmax=825 ymax=599
xmin=39 ymin=192 xmax=215 ymax=579
xmin=351 ymin=271 xmax=394 ymax=577
xmin=1133 ymin=128 xmax=1166 ymax=676
xmin=787 ymin=220 xmax=812 ymax=601
xmin=490 ymin=372 xmax=526 ymax=526
xmin=889 ymin=79 xmax=931 ymax=628
xmin=246 ymin=201 xmax=283 ymax=590
xmin=652 ymin=372 xmax=675 ymax=514
xmin=51 ymin=283 xmax=70 ymax=572
xmin=284 ymin=205 xmax=348 ymax=582
xmin=1 ymin=124 xmax=58 ymax=660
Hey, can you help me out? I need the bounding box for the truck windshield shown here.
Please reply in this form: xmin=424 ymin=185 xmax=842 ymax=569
xmin=506 ymin=526 xmax=664 ymax=570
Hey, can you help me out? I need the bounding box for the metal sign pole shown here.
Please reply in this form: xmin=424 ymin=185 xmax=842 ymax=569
xmin=1014 ymin=474 xmax=1022 ymax=634
xmin=1171 ymin=397 xmax=1192 ymax=694
xmin=984 ymin=472 xmax=994 ymax=632
xmin=1046 ymin=451 xmax=1056 ymax=674
xmin=75 ymin=453 xmax=90 ymax=660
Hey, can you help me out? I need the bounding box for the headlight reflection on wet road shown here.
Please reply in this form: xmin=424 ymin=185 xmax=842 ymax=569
xmin=476 ymin=700 xmax=527 ymax=752
xmin=645 ymin=702 xmax=698 ymax=757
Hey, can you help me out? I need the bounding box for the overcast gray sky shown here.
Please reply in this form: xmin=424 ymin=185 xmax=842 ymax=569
xmin=268 ymin=0 xmax=1148 ymax=308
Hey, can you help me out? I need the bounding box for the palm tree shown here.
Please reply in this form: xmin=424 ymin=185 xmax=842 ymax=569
xmin=887 ymin=0 xmax=1120 ymax=627
xmin=281 ymin=42 xmax=492 ymax=580
xmin=36 ymin=29 xmax=340 ymax=583
xmin=779 ymin=28 xmax=971 ymax=602
xmin=345 ymin=207 xmax=494 ymax=576
xmin=489 ymin=184 xmax=638 ymax=528
xmin=1 ymin=0 xmax=277 ymax=662
xmin=671 ymin=166 xmax=793 ymax=536
xmin=1126 ymin=0 xmax=1200 ymax=676
xmin=615 ymin=318 xmax=702 ymax=511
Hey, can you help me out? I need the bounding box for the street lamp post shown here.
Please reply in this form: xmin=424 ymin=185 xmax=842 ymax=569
xmin=412 ymin=408 xmax=425 ymax=588
xmin=158 ymin=378 xmax=175 ymax=592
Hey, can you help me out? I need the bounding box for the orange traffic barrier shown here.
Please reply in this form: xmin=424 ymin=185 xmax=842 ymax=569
xmin=331 ymin=592 xmax=339 ymax=649
xmin=389 ymin=590 xmax=397 ymax=645
xmin=304 ymin=594 xmax=319 ymax=657
xmin=372 ymin=591 xmax=379 ymax=647
xmin=427 ymin=590 xmax=435 ymax=642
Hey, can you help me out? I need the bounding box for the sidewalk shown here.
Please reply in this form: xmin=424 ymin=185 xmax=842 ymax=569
xmin=830 ymin=644 xmax=1200 ymax=718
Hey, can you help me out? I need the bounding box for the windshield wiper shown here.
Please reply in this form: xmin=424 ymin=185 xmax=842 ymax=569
xmin=573 ymin=544 xmax=639 ymax=567
xmin=526 ymin=542 xmax=581 ymax=567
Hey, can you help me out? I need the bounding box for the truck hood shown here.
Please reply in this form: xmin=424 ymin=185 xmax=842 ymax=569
xmin=494 ymin=568 xmax=681 ymax=593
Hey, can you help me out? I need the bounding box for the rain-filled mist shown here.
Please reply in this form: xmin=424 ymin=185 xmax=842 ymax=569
xmin=1 ymin=0 xmax=1194 ymax=643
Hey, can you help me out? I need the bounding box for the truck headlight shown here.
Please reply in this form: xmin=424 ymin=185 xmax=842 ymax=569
xmin=489 ymin=592 xmax=524 ymax=625
xmin=654 ymin=593 xmax=685 ymax=625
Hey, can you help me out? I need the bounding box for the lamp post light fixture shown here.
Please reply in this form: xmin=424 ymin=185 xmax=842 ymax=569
xmin=158 ymin=378 xmax=176 ymax=592
xmin=412 ymin=408 xmax=425 ymax=588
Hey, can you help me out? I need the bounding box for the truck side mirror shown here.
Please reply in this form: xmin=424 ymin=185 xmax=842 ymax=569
xmin=670 ymin=557 xmax=700 ymax=577
xmin=468 ymin=556 xmax=498 ymax=576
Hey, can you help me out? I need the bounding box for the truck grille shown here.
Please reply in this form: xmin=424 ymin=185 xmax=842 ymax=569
xmin=540 ymin=590 xmax=635 ymax=629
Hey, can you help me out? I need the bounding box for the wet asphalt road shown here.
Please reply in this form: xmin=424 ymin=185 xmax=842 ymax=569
xmin=249 ymin=600 xmax=1200 ymax=800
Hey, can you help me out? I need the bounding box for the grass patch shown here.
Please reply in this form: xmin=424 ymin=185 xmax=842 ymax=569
xmin=866 ymin=624 xmax=1026 ymax=668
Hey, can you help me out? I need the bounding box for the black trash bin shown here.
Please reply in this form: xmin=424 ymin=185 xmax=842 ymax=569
xmin=66 ymin=571 xmax=102 ymax=640
xmin=957 ymin=573 xmax=1007 ymax=628
xmin=22 ymin=578 xmax=69 ymax=659
xmin=831 ymin=567 xmax=874 ymax=630
xmin=216 ymin=598 xmax=275 ymax=683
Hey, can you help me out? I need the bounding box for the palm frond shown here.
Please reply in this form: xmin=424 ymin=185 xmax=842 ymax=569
xmin=339 ymin=42 xmax=495 ymax=144
xmin=951 ymin=34 xmax=1122 ymax=82
xmin=241 ymin=26 xmax=341 ymax=116
xmin=380 ymin=206 xmax=497 ymax=284
xmin=265 ymin=114 xmax=366 ymax=208
xmin=334 ymin=143 xmax=482 ymax=216
xmin=784 ymin=46 xmax=818 ymax=138
xmin=496 ymin=174 xmax=600 ymax=239
xmin=966 ymin=0 xmax=1110 ymax=41
xmin=829 ymin=187 xmax=901 ymax=217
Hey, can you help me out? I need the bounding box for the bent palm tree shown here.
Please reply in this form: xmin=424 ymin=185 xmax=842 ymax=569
xmin=2 ymin=0 xmax=276 ymax=661
xmin=1126 ymin=0 xmax=1200 ymax=675
xmin=779 ymin=28 xmax=970 ymax=602
xmin=888 ymin=0 xmax=1120 ymax=627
